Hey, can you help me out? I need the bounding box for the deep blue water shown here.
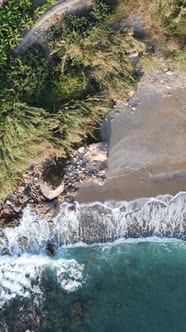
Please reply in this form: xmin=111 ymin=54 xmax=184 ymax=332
xmin=2 ymin=239 xmax=186 ymax=332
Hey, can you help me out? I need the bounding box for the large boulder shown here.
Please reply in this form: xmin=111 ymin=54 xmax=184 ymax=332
xmin=40 ymin=180 xmax=64 ymax=200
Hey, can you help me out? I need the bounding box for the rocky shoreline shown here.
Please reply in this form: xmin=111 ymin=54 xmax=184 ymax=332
xmin=0 ymin=142 xmax=108 ymax=226
xmin=1 ymin=64 xmax=186 ymax=226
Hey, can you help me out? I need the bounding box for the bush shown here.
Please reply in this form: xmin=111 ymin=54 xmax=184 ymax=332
xmin=0 ymin=101 xmax=50 ymax=195
xmin=49 ymin=24 xmax=145 ymax=99
xmin=141 ymin=0 xmax=186 ymax=38
xmin=51 ymin=70 xmax=88 ymax=103
xmin=0 ymin=0 xmax=53 ymax=64
xmin=0 ymin=48 xmax=50 ymax=105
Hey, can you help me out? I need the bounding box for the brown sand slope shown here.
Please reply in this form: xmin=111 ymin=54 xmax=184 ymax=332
xmin=77 ymin=70 xmax=186 ymax=202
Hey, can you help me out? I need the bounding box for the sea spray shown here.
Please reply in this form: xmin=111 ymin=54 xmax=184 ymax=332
xmin=0 ymin=254 xmax=84 ymax=309
xmin=1 ymin=192 xmax=186 ymax=331
xmin=1 ymin=192 xmax=186 ymax=256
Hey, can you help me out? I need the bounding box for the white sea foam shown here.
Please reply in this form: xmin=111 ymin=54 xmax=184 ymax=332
xmin=0 ymin=254 xmax=84 ymax=309
xmin=1 ymin=192 xmax=186 ymax=255
xmin=1 ymin=192 xmax=186 ymax=308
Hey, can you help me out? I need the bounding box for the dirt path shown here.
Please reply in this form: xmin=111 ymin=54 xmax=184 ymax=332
xmin=15 ymin=0 xmax=94 ymax=54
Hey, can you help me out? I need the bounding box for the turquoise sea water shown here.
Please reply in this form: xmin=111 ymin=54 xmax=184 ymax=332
xmin=2 ymin=239 xmax=186 ymax=332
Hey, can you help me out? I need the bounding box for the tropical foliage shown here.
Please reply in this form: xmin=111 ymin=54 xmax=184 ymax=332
xmin=0 ymin=0 xmax=53 ymax=64
xmin=142 ymin=0 xmax=186 ymax=37
xmin=1 ymin=0 xmax=185 ymax=197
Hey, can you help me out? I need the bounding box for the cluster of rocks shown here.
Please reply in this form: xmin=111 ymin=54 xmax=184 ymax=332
xmin=0 ymin=142 xmax=108 ymax=226
xmin=61 ymin=142 xmax=108 ymax=194
xmin=138 ymin=65 xmax=186 ymax=97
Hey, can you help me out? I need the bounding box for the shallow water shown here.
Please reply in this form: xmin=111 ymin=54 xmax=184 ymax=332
xmin=1 ymin=240 xmax=186 ymax=331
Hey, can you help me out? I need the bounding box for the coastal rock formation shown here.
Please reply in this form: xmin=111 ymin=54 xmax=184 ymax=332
xmin=0 ymin=142 xmax=108 ymax=225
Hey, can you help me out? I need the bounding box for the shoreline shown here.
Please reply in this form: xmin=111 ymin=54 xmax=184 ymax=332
xmin=76 ymin=169 xmax=186 ymax=203
xmin=1 ymin=68 xmax=186 ymax=224
xmin=78 ymin=70 xmax=186 ymax=203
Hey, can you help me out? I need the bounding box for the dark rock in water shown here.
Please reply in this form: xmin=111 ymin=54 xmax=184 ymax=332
xmin=65 ymin=195 xmax=75 ymax=203
xmin=47 ymin=219 xmax=54 ymax=225
xmin=0 ymin=232 xmax=8 ymax=245
xmin=45 ymin=243 xmax=55 ymax=257
xmin=18 ymin=236 xmax=28 ymax=247
xmin=68 ymin=203 xmax=77 ymax=212
xmin=70 ymin=301 xmax=83 ymax=327
xmin=1 ymin=247 xmax=9 ymax=255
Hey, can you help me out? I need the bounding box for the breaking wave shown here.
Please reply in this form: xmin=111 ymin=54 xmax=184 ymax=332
xmin=1 ymin=192 xmax=186 ymax=310
xmin=1 ymin=192 xmax=186 ymax=256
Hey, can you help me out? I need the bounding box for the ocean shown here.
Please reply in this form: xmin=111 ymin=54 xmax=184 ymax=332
xmin=1 ymin=193 xmax=186 ymax=331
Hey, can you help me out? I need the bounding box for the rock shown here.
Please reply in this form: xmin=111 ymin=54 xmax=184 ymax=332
xmin=129 ymin=51 xmax=139 ymax=64
xmin=17 ymin=186 xmax=25 ymax=194
xmin=78 ymin=146 xmax=85 ymax=153
xmin=85 ymin=142 xmax=108 ymax=163
xmin=2 ymin=204 xmax=12 ymax=214
xmin=64 ymin=195 xmax=75 ymax=203
xmin=5 ymin=200 xmax=12 ymax=205
xmin=161 ymin=66 xmax=170 ymax=73
xmin=99 ymin=160 xmax=108 ymax=170
xmin=18 ymin=236 xmax=28 ymax=247
xmin=12 ymin=203 xmax=23 ymax=213
xmin=45 ymin=243 xmax=55 ymax=257
xmin=87 ymin=169 xmax=98 ymax=175
xmin=166 ymin=71 xmax=174 ymax=76
xmin=40 ymin=180 xmax=64 ymax=200
xmin=131 ymin=106 xmax=136 ymax=112
xmin=128 ymin=90 xmax=135 ymax=98
xmin=0 ymin=234 xmax=8 ymax=244
xmin=68 ymin=202 xmax=78 ymax=212
xmin=1 ymin=248 xmax=9 ymax=255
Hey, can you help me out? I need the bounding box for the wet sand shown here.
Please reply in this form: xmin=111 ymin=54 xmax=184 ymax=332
xmin=77 ymin=84 xmax=186 ymax=202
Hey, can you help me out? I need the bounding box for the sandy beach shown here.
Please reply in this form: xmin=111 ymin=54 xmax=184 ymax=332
xmin=77 ymin=75 xmax=186 ymax=203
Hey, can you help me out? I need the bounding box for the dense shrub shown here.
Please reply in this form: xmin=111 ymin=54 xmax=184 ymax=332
xmin=0 ymin=0 xmax=53 ymax=64
xmin=140 ymin=0 xmax=186 ymax=38
xmin=0 ymin=48 xmax=50 ymax=104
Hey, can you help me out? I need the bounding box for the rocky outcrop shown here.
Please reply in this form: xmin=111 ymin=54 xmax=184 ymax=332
xmin=0 ymin=142 xmax=108 ymax=225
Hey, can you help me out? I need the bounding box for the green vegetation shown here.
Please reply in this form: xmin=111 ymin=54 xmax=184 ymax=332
xmin=0 ymin=0 xmax=53 ymax=64
xmin=141 ymin=0 xmax=186 ymax=38
xmin=0 ymin=0 xmax=186 ymax=197
xmin=1 ymin=0 xmax=138 ymax=196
